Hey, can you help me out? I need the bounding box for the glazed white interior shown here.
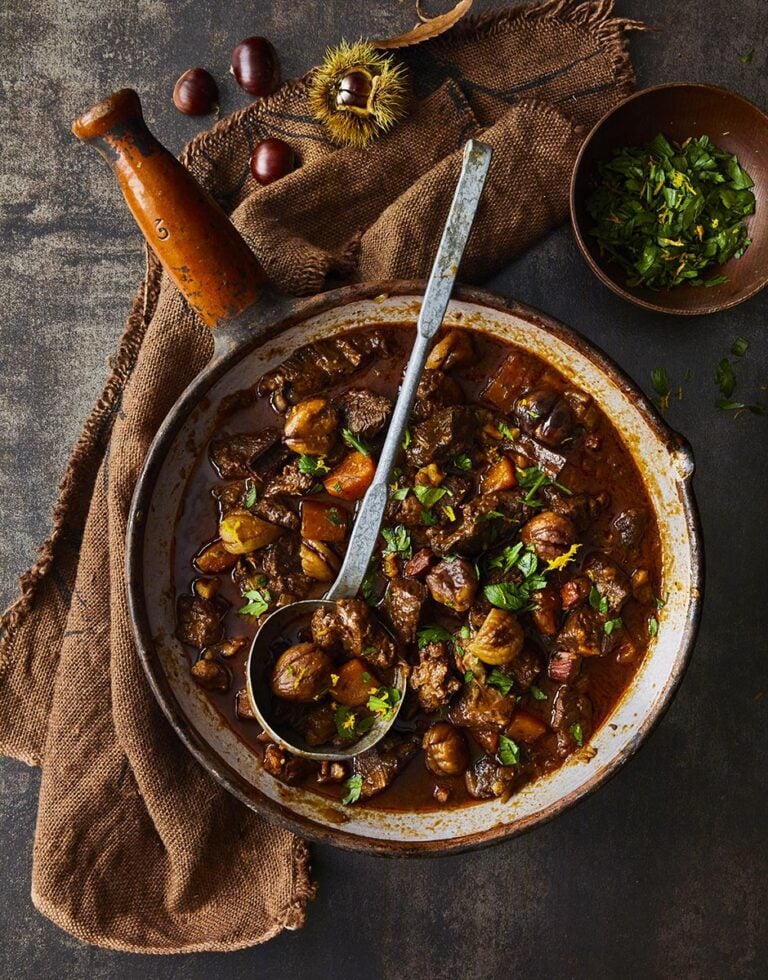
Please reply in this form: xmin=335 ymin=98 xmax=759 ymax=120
xmin=141 ymin=294 xmax=698 ymax=845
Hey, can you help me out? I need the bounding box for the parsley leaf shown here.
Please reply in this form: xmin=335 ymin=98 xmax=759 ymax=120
xmin=417 ymin=625 xmax=454 ymax=648
xmin=402 ymin=427 xmax=412 ymax=450
xmin=498 ymin=420 xmax=516 ymax=439
xmin=452 ymin=453 xmax=473 ymax=471
xmin=570 ymin=723 xmax=584 ymax=747
xmin=298 ymin=455 xmax=330 ymax=476
xmin=715 ymin=358 xmax=737 ymax=399
xmin=243 ymin=480 xmax=258 ymax=509
xmin=498 ymin=734 xmax=520 ymax=766
xmin=342 ymin=428 xmax=372 ymax=456
xmin=515 ymin=466 xmax=571 ymax=507
xmin=732 ymin=336 xmax=749 ymax=357
xmin=390 ymin=486 xmax=410 ymax=501
xmin=487 ymin=669 xmax=514 ymax=696
xmin=484 ymin=582 xmax=536 ymax=613
xmin=342 ymin=774 xmax=363 ymax=805
xmin=604 ymin=617 xmax=623 ymax=635
xmin=589 ymin=585 xmax=609 ymax=616
xmin=326 ymin=507 xmax=344 ymax=526
xmin=238 ymin=588 xmax=271 ymax=617
xmin=361 ymin=561 xmax=379 ymax=607
xmin=530 ymin=685 xmax=547 ymax=701
xmin=651 ymin=367 xmax=671 ymax=398
xmin=739 ymin=49 xmax=755 ymax=64
xmin=413 ymin=485 xmax=450 ymax=509
xmin=367 ymin=686 xmax=401 ymax=721
xmin=381 ymin=525 xmax=412 ymax=558
xmin=648 ymin=616 xmax=659 ymax=638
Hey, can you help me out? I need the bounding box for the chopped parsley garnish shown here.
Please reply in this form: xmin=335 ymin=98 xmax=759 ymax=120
xmin=487 ymin=669 xmax=514 ymax=696
xmin=732 ymin=336 xmax=749 ymax=357
xmin=651 ymin=367 xmax=670 ymax=398
xmin=413 ymin=485 xmax=450 ymax=509
xmin=326 ymin=507 xmax=344 ymax=526
xmin=367 ymin=686 xmax=401 ymax=721
xmin=604 ymin=617 xmax=623 ymax=635
xmin=243 ymin=480 xmax=258 ymax=509
xmin=452 ymin=453 xmax=473 ymax=471
xmin=515 ymin=466 xmax=571 ymax=507
xmin=586 ymin=133 xmax=755 ymax=290
xmin=381 ymin=524 xmax=412 ymax=559
xmin=498 ymin=734 xmax=520 ymax=766
xmin=458 ymin=625 xmax=471 ymax=639
xmin=417 ymin=625 xmax=454 ymax=648
xmin=589 ymin=585 xmax=609 ymax=616
xmin=361 ymin=672 xmax=372 ymax=683
xmin=464 ymin=670 xmax=475 ymax=684
xmin=648 ymin=616 xmax=659 ymax=638
xmin=334 ymin=705 xmax=374 ymax=740
xmin=342 ymin=774 xmax=363 ymax=805
xmin=488 ymin=541 xmax=524 ymax=574
xmin=298 ymin=454 xmax=330 ymax=476
xmin=484 ymin=544 xmax=547 ymax=613
xmin=238 ymin=588 xmax=271 ymax=617
xmin=530 ymin=685 xmax=547 ymax=701
xmin=484 ymin=580 xmax=539 ymax=613
xmin=390 ymin=486 xmax=410 ymax=501
xmin=420 ymin=509 xmax=439 ymax=527
xmin=498 ymin=420 xmax=515 ymax=439
xmin=342 ymin=428 xmax=372 ymax=456
xmin=716 ymin=399 xmax=765 ymax=417
xmin=570 ymin=723 xmax=584 ymax=747
xmin=402 ymin=427 xmax=412 ymax=450
xmin=715 ymin=358 xmax=737 ymax=399
xmin=656 ymin=593 xmax=669 ymax=610
xmin=739 ymin=49 xmax=754 ymax=64
xmin=361 ymin=561 xmax=379 ymax=607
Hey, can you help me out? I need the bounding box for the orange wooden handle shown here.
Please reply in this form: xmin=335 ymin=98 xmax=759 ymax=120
xmin=72 ymin=89 xmax=264 ymax=328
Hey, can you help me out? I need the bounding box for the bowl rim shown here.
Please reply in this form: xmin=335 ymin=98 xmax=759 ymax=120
xmin=126 ymin=279 xmax=704 ymax=856
xmin=569 ymin=81 xmax=768 ymax=316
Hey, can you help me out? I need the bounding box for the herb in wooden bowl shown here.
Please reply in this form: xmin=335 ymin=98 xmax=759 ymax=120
xmin=586 ymin=134 xmax=755 ymax=290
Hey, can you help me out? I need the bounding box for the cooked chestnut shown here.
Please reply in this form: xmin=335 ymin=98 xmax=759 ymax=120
xmin=520 ymin=511 xmax=577 ymax=562
xmin=194 ymin=539 xmax=238 ymax=574
xmin=250 ymin=138 xmax=296 ymax=185
xmin=173 ymin=68 xmax=218 ymax=115
xmin=422 ymin=722 xmax=469 ymax=776
xmin=332 ymin=658 xmax=379 ymax=708
xmin=271 ymin=642 xmax=333 ymax=702
xmin=426 ymin=330 xmax=475 ymax=372
xmin=219 ymin=509 xmax=283 ymax=554
xmin=530 ymin=585 xmax=562 ymax=637
xmin=231 ymin=36 xmax=280 ymax=96
xmin=303 ymin=702 xmax=337 ymax=747
xmin=425 ymin=557 xmax=477 ymax=612
xmin=300 ymin=540 xmax=340 ymax=582
xmin=191 ymin=651 xmax=230 ymax=692
xmin=468 ymin=608 xmax=524 ymax=665
xmin=284 ymin=397 xmax=338 ymax=456
xmin=515 ymin=387 xmax=574 ymax=447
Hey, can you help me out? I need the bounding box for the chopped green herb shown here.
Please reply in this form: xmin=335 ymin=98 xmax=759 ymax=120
xmin=417 ymin=625 xmax=454 ymax=648
xmin=238 ymin=588 xmax=271 ymax=617
xmin=570 ymin=723 xmax=584 ymax=747
xmin=715 ymin=358 xmax=737 ymax=399
xmin=326 ymin=508 xmax=344 ymax=526
xmin=464 ymin=670 xmax=475 ymax=684
xmin=487 ymin=669 xmax=514 ymax=696
xmin=458 ymin=625 xmax=471 ymax=639
xmin=367 ymin=686 xmax=401 ymax=721
xmin=420 ymin=509 xmax=438 ymax=527
xmin=453 ymin=453 xmax=473 ymax=471
xmin=586 ymin=133 xmax=755 ymax=290
xmin=604 ymin=617 xmax=623 ymax=635
xmin=739 ymin=49 xmax=754 ymax=64
xmin=342 ymin=774 xmax=363 ymax=805
xmin=382 ymin=524 xmax=412 ymax=558
xmin=332 ymin=481 xmax=343 ymax=494
xmin=342 ymin=428 xmax=372 ymax=456
xmin=243 ymin=481 xmax=258 ymax=509
xmin=589 ymin=585 xmax=609 ymax=616
xmin=656 ymin=593 xmax=669 ymax=610
xmin=651 ymin=367 xmax=671 ymax=398
xmin=488 ymin=541 xmax=524 ymax=574
xmin=443 ymin=504 xmax=457 ymax=522
xmin=390 ymin=486 xmax=410 ymax=501
xmin=515 ymin=466 xmax=571 ymax=507
xmin=298 ymin=455 xmax=330 ymax=476
xmin=716 ymin=399 xmax=765 ymax=417
xmin=498 ymin=734 xmax=520 ymax=766
xmin=402 ymin=427 xmax=412 ymax=450
xmin=413 ymin=485 xmax=450 ymax=509
xmin=484 ymin=581 xmax=536 ymax=613
xmin=498 ymin=420 xmax=515 ymax=439
xmin=361 ymin=562 xmax=379 ymax=607
xmin=530 ymin=685 xmax=547 ymax=701
xmin=648 ymin=616 xmax=659 ymax=638
xmin=732 ymin=336 xmax=749 ymax=357
xmin=361 ymin=672 xmax=372 ymax=683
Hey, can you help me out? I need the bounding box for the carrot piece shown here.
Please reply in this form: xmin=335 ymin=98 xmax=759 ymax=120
xmin=324 ymin=451 xmax=376 ymax=501
xmin=507 ymin=710 xmax=548 ymax=744
xmin=193 ymin=539 xmax=238 ymax=574
xmin=483 ymin=456 xmax=517 ymax=493
xmin=301 ymin=499 xmax=347 ymax=542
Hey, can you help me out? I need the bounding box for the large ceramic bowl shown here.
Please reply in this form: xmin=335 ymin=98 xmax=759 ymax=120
xmin=127 ymin=280 xmax=703 ymax=855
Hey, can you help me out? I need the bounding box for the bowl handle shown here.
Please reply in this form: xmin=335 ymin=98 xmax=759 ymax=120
xmin=72 ymin=88 xmax=265 ymax=329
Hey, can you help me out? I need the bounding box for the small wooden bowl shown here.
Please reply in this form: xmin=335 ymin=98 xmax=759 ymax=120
xmin=570 ymin=83 xmax=768 ymax=316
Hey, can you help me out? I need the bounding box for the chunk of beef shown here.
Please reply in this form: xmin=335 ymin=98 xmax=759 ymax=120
xmin=548 ymin=649 xmax=582 ymax=684
xmin=235 ymin=688 xmax=257 ymax=721
xmin=385 ymin=493 xmax=427 ymax=528
xmin=425 ymin=558 xmax=478 ymax=612
xmin=541 ymin=486 xmax=604 ymax=532
xmin=530 ymin=585 xmax=561 ymax=637
xmin=471 ymin=729 xmax=500 ymax=754
xmin=212 ymin=480 xmax=249 ymax=519
xmin=550 ymin=685 xmax=593 ymax=736
xmin=482 ymin=351 xmax=542 ymax=414
xmin=403 ymin=547 xmax=436 ymax=579
xmin=263 ymin=462 xmax=315 ymax=497
xmin=384 ymin=576 xmax=426 ymax=646
xmin=176 ymin=594 xmax=223 ymax=649
xmin=508 ymin=647 xmax=542 ymax=692
xmin=352 ymin=734 xmax=419 ymax=799
xmin=238 ymin=536 xmax=311 ymax=602
xmin=583 ymin=553 xmax=631 ymax=614
xmin=612 ymin=508 xmax=649 ymax=550
xmin=407 ymin=406 xmax=475 ymax=468
xmin=252 ymin=496 xmax=300 ymax=531
xmin=448 ymin=680 xmax=515 ymax=732
xmin=560 ymin=576 xmax=591 ymax=611
xmin=502 ymin=432 xmax=567 ymax=478
xmin=410 ymin=641 xmax=460 ymax=713
xmin=190 ymin=651 xmax=230 ymax=692
xmin=262 ymin=743 xmax=313 ymax=786
xmin=428 ymin=489 xmax=532 ymax=557
xmin=440 ymin=473 xmax=474 ymax=504
xmin=412 ymin=369 xmax=464 ymax=422
xmin=335 ymin=388 xmax=392 ymax=440
xmin=258 ymin=331 xmax=389 ymax=411
xmin=209 ymin=429 xmax=281 ymax=479
xmin=556 ymin=608 xmax=604 ymax=657
xmin=310 ymin=598 xmax=397 ymax=668
xmin=465 ymin=755 xmax=517 ymax=800
xmin=514 ymin=386 xmax=574 ymax=447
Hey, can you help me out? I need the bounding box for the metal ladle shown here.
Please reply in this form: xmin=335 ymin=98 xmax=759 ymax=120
xmin=246 ymin=139 xmax=493 ymax=760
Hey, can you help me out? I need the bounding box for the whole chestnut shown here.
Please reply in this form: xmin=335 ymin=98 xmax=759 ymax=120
xmin=271 ymin=642 xmax=333 ymax=702
xmin=173 ymin=68 xmax=219 ymax=115
xmin=425 ymin=557 xmax=478 ymax=612
xmin=284 ymin=397 xmax=338 ymax=456
xmin=423 ymin=722 xmax=469 ymax=776
xmin=335 ymin=70 xmax=373 ymax=113
xmin=231 ymin=36 xmax=280 ymax=97
xmin=520 ymin=510 xmax=577 ymax=562
xmin=250 ymin=138 xmax=296 ymax=185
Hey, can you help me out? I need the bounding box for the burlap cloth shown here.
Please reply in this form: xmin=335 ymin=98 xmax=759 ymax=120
xmin=0 ymin=0 xmax=644 ymax=954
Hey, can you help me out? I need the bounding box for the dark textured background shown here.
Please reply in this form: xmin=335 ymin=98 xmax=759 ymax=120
xmin=1 ymin=1 xmax=766 ymax=977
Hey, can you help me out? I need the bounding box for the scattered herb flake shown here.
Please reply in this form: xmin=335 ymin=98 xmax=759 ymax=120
xmin=731 ymin=337 xmax=749 ymax=357
xmin=298 ymin=455 xmax=330 ymax=476
xmin=417 ymin=624 xmax=454 ymax=648
xmin=604 ymin=617 xmax=623 ymax=635
xmin=413 ymin=485 xmax=449 ymax=509
xmin=443 ymin=504 xmax=457 ymax=522
xmin=648 ymin=616 xmax=659 ymax=638
xmin=326 ymin=507 xmax=344 ymax=526
xmin=498 ymin=734 xmax=520 ymax=766
xmin=382 ymin=524 xmax=412 ymax=558
xmin=589 ymin=585 xmax=609 ymax=616
xmin=464 ymin=670 xmax=475 ymax=684
xmin=243 ymin=481 xmax=258 ymax=508
xmin=487 ymin=669 xmax=514 ymax=696
xmin=238 ymin=588 xmax=271 ymax=617
xmin=402 ymin=427 xmax=412 ymax=450
xmin=367 ymin=686 xmax=401 ymax=720
xmin=342 ymin=774 xmax=363 ymax=805
xmin=739 ymin=49 xmax=755 ymax=64
xmin=342 ymin=428 xmax=372 ymax=456
xmin=715 ymin=358 xmax=737 ymax=399
xmin=453 ymin=453 xmax=473 ymax=471
xmin=570 ymin=723 xmax=584 ymax=747
xmin=530 ymin=685 xmax=547 ymax=701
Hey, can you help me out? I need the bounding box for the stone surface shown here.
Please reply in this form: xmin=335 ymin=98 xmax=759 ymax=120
xmin=1 ymin=1 xmax=767 ymax=976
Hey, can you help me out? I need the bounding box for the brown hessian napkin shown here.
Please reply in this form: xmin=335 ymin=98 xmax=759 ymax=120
xmin=0 ymin=0 xmax=645 ymax=954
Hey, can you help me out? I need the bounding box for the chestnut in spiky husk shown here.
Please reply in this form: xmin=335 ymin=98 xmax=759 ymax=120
xmin=308 ymin=40 xmax=409 ymax=148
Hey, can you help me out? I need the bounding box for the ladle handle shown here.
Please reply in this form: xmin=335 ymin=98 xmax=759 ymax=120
xmin=72 ymin=88 xmax=265 ymax=328
xmin=326 ymin=139 xmax=493 ymax=601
